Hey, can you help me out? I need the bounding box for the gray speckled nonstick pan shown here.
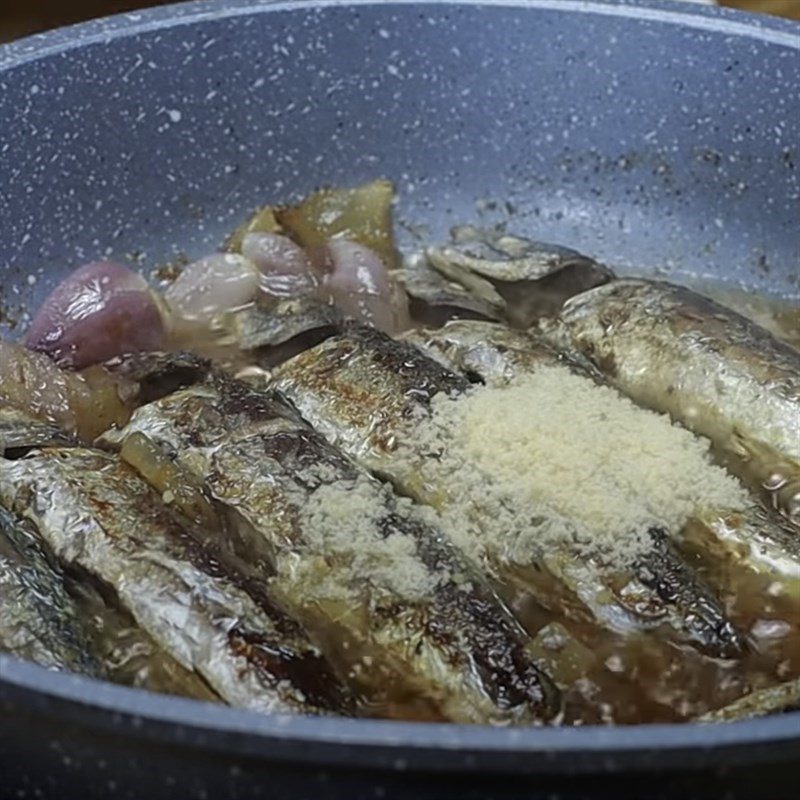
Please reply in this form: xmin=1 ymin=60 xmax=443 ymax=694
xmin=0 ymin=1 xmax=798 ymax=798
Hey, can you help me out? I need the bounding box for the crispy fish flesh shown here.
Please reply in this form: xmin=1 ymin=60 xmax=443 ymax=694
xmin=102 ymin=377 xmax=560 ymax=724
xmin=0 ymin=448 xmax=351 ymax=716
xmin=699 ymin=676 xmax=800 ymax=722
xmin=543 ymin=279 xmax=800 ymax=528
xmin=0 ymin=505 xmax=102 ymax=675
xmin=271 ymin=325 xmax=744 ymax=658
xmin=406 ymin=321 xmax=800 ymax=611
xmin=416 ymin=227 xmax=614 ymax=327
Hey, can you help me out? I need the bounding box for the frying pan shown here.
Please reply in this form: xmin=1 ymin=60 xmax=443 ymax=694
xmin=0 ymin=1 xmax=798 ymax=797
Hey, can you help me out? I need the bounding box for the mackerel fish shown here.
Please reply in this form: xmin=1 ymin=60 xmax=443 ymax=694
xmin=0 ymin=505 xmax=102 ymax=675
xmin=0 ymin=448 xmax=352 ymax=716
xmin=543 ymin=279 xmax=800 ymax=528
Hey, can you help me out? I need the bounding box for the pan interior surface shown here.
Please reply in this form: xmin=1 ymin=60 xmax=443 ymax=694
xmin=0 ymin=0 xmax=798 ymax=336
xmin=0 ymin=0 xmax=799 ymax=772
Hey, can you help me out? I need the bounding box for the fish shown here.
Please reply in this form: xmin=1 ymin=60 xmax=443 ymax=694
xmin=542 ymin=279 xmax=800 ymax=528
xmin=102 ymin=350 xmax=213 ymax=404
xmin=699 ymin=676 xmax=800 ymax=722
xmin=230 ymin=297 xmax=341 ymax=352
xmin=101 ymin=376 xmax=560 ymax=724
xmin=0 ymin=505 xmax=102 ymax=676
xmin=415 ymin=227 xmax=614 ymax=327
xmin=0 ymin=406 xmax=76 ymax=456
xmin=0 ymin=448 xmax=353 ymax=716
xmin=64 ymin=574 xmax=221 ymax=701
xmin=401 ymin=251 xmax=505 ymax=326
xmin=272 ymin=323 xmax=746 ymax=659
xmin=405 ymin=321 xmax=800 ymax=619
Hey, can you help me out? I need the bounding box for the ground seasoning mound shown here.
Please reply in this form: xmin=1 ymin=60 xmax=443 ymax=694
xmin=409 ymin=367 xmax=748 ymax=568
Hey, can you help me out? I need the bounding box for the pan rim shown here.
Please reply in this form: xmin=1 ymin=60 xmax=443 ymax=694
xmin=3 ymin=652 xmax=800 ymax=772
xmin=1 ymin=0 xmax=799 ymax=772
xmin=0 ymin=0 xmax=798 ymax=73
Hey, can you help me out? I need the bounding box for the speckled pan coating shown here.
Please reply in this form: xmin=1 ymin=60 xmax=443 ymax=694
xmin=1 ymin=2 xmax=799 ymax=798
xmin=0 ymin=0 xmax=798 ymax=337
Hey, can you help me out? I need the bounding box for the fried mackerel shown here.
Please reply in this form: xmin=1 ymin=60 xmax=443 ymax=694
xmin=0 ymin=505 xmax=102 ymax=676
xmin=101 ymin=377 xmax=560 ymax=724
xmin=543 ymin=279 xmax=800 ymax=528
xmin=271 ymin=324 xmax=747 ymax=660
xmin=0 ymin=448 xmax=351 ymax=716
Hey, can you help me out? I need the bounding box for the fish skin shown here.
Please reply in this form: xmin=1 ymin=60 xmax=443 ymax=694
xmin=274 ymin=323 xmax=746 ymax=659
xmin=230 ymin=297 xmax=341 ymax=351
xmin=421 ymin=229 xmax=615 ymax=327
xmin=546 ymin=279 xmax=800 ymax=527
xmin=103 ymin=377 xmax=560 ymax=724
xmin=699 ymin=676 xmax=800 ymax=722
xmin=0 ymin=505 xmax=102 ymax=676
xmin=102 ymin=350 xmax=213 ymax=406
xmin=0 ymin=406 xmax=76 ymax=456
xmin=0 ymin=448 xmax=351 ymax=716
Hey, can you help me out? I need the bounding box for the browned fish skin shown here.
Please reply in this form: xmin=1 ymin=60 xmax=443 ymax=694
xmin=104 ymin=376 xmax=560 ymax=724
xmin=0 ymin=448 xmax=351 ymax=716
xmin=547 ymin=279 xmax=800 ymax=527
xmin=272 ymin=324 xmax=745 ymax=659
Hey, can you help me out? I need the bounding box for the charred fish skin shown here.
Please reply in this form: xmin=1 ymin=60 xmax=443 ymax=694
xmin=403 ymin=322 xmax=746 ymax=658
xmin=105 ymin=378 xmax=560 ymax=724
xmin=548 ymin=279 xmax=800 ymax=527
xmin=272 ymin=323 xmax=470 ymax=477
xmin=633 ymin=529 xmax=744 ymax=658
xmin=0 ymin=505 xmax=102 ymax=676
xmin=0 ymin=449 xmax=351 ymax=716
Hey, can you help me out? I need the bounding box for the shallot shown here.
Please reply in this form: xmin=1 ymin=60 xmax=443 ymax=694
xmin=165 ymin=253 xmax=259 ymax=324
xmin=323 ymin=239 xmax=410 ymax=334
xmin=25 ymin=261 xmax=166 ymax=369
xmin=241 ymin=232 xmax=319 ymax=299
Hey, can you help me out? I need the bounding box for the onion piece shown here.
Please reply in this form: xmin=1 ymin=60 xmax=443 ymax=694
xmin=323 ymin=239 xmax=411 ymax=334
xmin=241 ymin=232 xmax=319 ymax=300
xmin=25 ymin=261 xmax=166 ymax=369
xmin=165 ymin=253 xmax=259 ymax=324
